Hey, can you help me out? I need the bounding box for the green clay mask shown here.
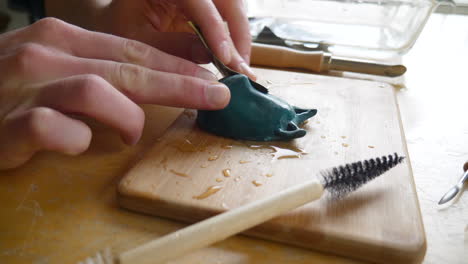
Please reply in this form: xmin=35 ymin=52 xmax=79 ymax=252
xmin=197 ymin=74 xmax=317 ymax=141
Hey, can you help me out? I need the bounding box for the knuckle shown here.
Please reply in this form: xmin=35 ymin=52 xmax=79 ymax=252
xmin=75 ymin=74 xmax=107 ymax=102
xmin=116 ymin=63 xmax=145 ymax=96
xmin=13 ymin=43 xmax=47 ymax=75
xmin=175 ymin=59 xmax=199 ymax=77
xmin=31 ymin=17 xmax=69 ymax=39
xmin=122 ymin=39 xmax=151 ymax=64
xmin=172 ymin=76 xmax=202 ymax=103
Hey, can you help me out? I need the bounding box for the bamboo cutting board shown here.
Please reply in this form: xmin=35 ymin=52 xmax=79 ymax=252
xmin=117 ymin=69 xmax=426 ymax=263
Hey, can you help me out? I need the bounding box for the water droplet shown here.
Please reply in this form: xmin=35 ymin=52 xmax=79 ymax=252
xmin=321 ymin=135 xmax=326 ymax=139
xmin=271 ymin=146 xmax=305 ymax=160
xmin=252 ymin=180 xmax=262 ymax=187
xmin=193 ymin=186 xmax=222 ymax=199
xmin=239 ymin=160 xmax=251 ymax=164
xmin=200 ymin=164 xmax=209 ymax=168
xmin=215 ymin=178 xmax=223 ymax=183
xmin=170 ymin=139 xmax=206 ymax=152
xmin=208 ymin=155 xmax=219 ymax=161
xmin=248 ymin=144 xmax=305 ymax=160
xmin=222 ymin=169 xmax=231 ymax=177
xmin=342 ymin=143 xmax=349 ymax=148
xmin=265 ymin=173 xmax=273 ymax=177
xmin=341 ymin=136 xmax=347 ymax=139
xmin=368 ymin=145 xmax=375 ymax=149
xmin=221 ymin=144 xmax=233 ymax=149
xmin=169 ymin=169 xmax=189 ymax=177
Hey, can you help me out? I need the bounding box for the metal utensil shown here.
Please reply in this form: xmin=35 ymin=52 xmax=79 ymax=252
xmin=438 ymin=161 xmax=468 ymax=205
xmin=188 ymin=22 xmax=268 ymax=94
xmin=253 ymin=25 xmax=329 ymax=52
xmin=251 ymin=26 xmax=406 ymax=77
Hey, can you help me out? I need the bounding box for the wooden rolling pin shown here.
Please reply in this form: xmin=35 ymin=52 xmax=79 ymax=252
xmin=250 ymin=43 xmax=406 ymax=77
xmin=79 ymin=154 xmax=404 ymax=264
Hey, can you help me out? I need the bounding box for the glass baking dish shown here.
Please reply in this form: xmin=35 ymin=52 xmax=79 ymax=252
xmin=246 ymin=0 xmax=449 ymax=60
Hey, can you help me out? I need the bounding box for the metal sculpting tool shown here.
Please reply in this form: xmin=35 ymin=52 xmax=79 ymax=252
xmin=188 ymin=21 xmax=268 ymax=94
xmin=438 ymin=161 xmax=468 ymax=205
xmin=80 ymin=153 xmax=405 ymax=264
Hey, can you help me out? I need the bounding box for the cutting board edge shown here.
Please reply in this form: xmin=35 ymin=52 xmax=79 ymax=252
xmin=390 ymin=85 xmax=428 ymax=261
xmin=247 ymin=227 xmax=427 ymax=264
xmin=117 ymin=187 xmax=427 ymax=264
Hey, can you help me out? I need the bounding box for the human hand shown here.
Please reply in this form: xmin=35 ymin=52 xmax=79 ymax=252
xmin=45 ymin=0 xmax=257 ymax=80
xmin=0 ymin=18 xmax=230 ymax=170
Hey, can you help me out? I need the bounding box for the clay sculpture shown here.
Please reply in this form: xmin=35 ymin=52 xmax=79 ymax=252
xmin=197 ymin=74 xmax=317 ymax=141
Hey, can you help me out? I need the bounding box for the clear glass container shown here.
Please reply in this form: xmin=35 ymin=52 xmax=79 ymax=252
xmin=246 ymin=0 xmax=447 ymax=60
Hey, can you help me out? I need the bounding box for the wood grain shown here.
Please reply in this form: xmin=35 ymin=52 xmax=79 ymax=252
xmin=117 ymin=69 xmax=426 ymax=263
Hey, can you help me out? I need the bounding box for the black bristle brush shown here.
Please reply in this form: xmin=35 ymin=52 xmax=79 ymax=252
xmin=80 ymin=153 xmax=405 ymax=264
xmin=322 ymin=153 xmax=405 ymax=198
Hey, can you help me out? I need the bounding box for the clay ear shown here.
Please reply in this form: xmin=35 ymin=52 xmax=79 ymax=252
xmin=275 ymin=122 xmax=306 ymax=140
xmin=294 ymin=107 xmax=317 ymax=124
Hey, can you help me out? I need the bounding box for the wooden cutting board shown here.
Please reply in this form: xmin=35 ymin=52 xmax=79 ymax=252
xmin=117 ymin=69 xmax=426 ymax=263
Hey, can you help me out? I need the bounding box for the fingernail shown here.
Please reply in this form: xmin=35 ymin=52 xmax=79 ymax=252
xmin=206 ymin=83 xmax=230 ymax=108
xmin=219 ymin=41 xmax=232 ymax=64
xmin=128 ymin=133 xmax=142 ymax=146
xmin=197 ymin=70 xmax=218 ymax=81
xmin=239 ymin=62 xmax=257 ymax=81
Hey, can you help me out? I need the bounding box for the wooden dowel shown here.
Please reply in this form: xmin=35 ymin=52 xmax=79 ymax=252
xmin=118 ymin=180 xmax=324 ymax=264
xmin=251 ymin=43 xmax=326 ymax=72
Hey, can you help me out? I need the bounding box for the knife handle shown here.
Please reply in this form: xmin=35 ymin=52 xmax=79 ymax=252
xmin=250 ymin=43 xmax=328 ymax=72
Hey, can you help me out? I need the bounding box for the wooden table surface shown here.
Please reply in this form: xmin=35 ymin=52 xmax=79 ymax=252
xmin=1 ymin=13 xmax=467 ymax=264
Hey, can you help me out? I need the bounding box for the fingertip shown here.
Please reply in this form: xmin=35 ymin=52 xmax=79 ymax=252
xmin=239 ymin=62 xmax=257 ymax=81
xmin=123 ymin=133 xmax=142 ymax=146
xmin=64 ymin=124 xmax=92 ymax=155
xmin=205 ymin=82 xmax=231 ymax=109
xmin=122 ymin=106 xmax=145 ymax=146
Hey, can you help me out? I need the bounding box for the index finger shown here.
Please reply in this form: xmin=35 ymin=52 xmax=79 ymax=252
xmin=214 ymin=0 xmax=251 ymax=63
xmin=180 ymin=0 xmax=232 ymax=64
xmin=19 ymin=18 xmax=217 ymax=81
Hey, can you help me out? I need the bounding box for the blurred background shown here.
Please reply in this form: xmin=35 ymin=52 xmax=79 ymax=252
xmin=0 ymin=0 xmax=467 ymax=59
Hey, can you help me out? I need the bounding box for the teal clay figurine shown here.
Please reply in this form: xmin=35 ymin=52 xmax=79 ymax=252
xmin=197 ymin=74 xmax=317 ymax=141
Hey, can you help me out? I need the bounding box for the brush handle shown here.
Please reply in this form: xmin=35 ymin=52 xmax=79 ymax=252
xmin=251 ymin=43 xmax=327 ymax=72
xmin=118 ymin=181 xmax=324 ymax=264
